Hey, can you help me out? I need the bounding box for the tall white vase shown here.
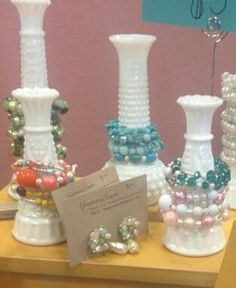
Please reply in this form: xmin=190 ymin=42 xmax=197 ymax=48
xmin=105 ymin=34 xmax=168 ymax=205
xmin=11 ymin=0 xmax=67 ymax=246
xmin=8 ymin=0 xmax=51 ymax=200
xmin=159 ymin=95 xmax=230 ymax=256
xmin=221 ymin=72 xmax=236 ymax=209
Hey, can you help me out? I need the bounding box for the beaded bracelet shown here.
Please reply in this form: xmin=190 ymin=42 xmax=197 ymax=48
xmin=159 ymin=157 xmax=230 ymax=231
xmin=2 ymin=96 xmax=68 ymax=159
xmin=166 ymin=157 xmax=230 ymax=191
xmin=105 ymin=120 xmax=164 ymax=164
xmin=12 ymin=159 xmax=76 ymax=207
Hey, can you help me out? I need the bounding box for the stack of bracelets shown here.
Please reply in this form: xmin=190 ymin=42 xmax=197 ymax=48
xmin=221 ymin=72 xmax=236 ymax=164
xmin=2 ymin=96 xmax=68 ymax=159
xmin=12 ymin=159 xmax=76 ymax=207
xmin=159 ymin=157 xmax=230 ymax=231
xmin=105 ymin=120 xmax=164 ymax=164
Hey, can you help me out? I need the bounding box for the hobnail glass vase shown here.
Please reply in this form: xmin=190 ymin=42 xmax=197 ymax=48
xmin=105 ymin=34 xmax=168 ymax=205
xmin=159 ymin=95 xmax=230 ymax=256
xmin=10 ymin=0 xmax=75 ymax=246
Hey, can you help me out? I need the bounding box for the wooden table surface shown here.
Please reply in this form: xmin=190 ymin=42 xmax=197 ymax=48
xmin=0 ymin=186 xmax=235 ymax=288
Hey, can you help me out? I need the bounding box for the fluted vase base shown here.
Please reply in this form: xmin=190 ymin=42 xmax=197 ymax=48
xmin=12 ymin=199 xmax=66 ymax=246
xmin=105 ymin=159 xmax=167 ymax=205
xmin=163 ymin=225 xmax=225 ymax=256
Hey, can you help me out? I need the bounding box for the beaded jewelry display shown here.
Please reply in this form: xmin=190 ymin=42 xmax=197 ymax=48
xmin=106 ymin=120 xmax=163 ymax=164
xmin=2 ymin=96 xmax=68 ymax=159
xmin=12 ymin=159 xmax=76 ymax=208
xmin=159 ymin=157 xmax=230 ymax=231
xmin=104 ymin=34 xmax=168 ymax=206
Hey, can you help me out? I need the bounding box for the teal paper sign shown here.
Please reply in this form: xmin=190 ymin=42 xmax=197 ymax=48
xmin=142 ymin=0 xmax=236 ymax=32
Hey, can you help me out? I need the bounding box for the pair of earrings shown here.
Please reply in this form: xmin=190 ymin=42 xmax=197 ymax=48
xmin=88 ymin=216 xmax=140 ymax=255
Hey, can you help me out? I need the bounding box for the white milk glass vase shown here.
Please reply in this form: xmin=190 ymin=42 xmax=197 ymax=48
xmin=221 ymin=72 xmax=236 ymax=209
xmin=8 ymin=0 xmax=50 ymax=200
xmin=159 ymin=95 xmax=230 ymax=256
xmin=105 ymin=34 xmax=168 ymax=205
xmin=10 ymin=0 xmax=75 ymax=246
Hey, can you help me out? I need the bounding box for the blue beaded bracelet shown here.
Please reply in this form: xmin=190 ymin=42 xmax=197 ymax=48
xmin=105 ymin=120 xmax=164 ymax=164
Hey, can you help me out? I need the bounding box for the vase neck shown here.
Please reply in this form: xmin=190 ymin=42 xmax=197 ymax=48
xmin=12 ymin=0 xmax=50 ymax=88
xmin=178 ymin=95 xmax=223 ymax=174
xmin=110 ymin=34 xmax=156 ymax=128
xmin=12 ymin=88 xmax=58 ymax=164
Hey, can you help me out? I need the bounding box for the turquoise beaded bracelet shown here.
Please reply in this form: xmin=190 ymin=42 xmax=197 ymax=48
xmin=105 ymin=120 xmax=164 ymax=164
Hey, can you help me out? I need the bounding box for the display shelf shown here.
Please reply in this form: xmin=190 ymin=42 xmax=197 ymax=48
xmin=0 ymin=186 xmax=234 ymax=288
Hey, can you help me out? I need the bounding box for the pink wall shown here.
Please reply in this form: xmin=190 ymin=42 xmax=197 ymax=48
xmin=0 ymin=0 xmax=235 ymax=187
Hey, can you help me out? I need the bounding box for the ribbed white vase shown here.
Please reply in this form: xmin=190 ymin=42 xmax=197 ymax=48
xmin=180 ymin=95 xmax=220 ymax=174
xmin=162 ymin=95 xmax=228 ymax=256
xmin=105 ymin=34 xmax=168 ymax=205
xmin=11 ymin=0 xmax=66 ymax=246
xmin=221 ymin=72 xmax=236 ymax=209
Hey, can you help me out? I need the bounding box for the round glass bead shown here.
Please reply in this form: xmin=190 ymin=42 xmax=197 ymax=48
xmin=130 ymin=154 xmax=142 ymax=163
xmin=194 ymin=171 xmax=201 ymax=179
xmin=215 ymin=180 xmax=222 ymax=191
xmin=119 ymin=146 xmax=128 ymax=155
xmin=120 ymin=136 xmax=127 ymax=144
xmin=16 ymin=168 xmax=37 ymax=188
xmin=184 ymin=217 xmax=195 ymax=230
xmin=137 ymin=147 xmax=144 ymax=155
xmin=206 ymin=170 xmax=216 ymax=183
xmin=159 ymin=194 xmax=173 ymax=212
xmin=163 ymin=211 xmax=178 ymax=227
xmin=176 ymin=204 xmax=187 ymax=216
xmin=129 ymin=148 xmax=136 ymax=154
xmin=173 ymin=159 xmax=181 ymax=166
xmin=202 ymin=181 xmax=209 ymax=189
xmin=177 ymin=172 xmax=187 ymax=184
xmin=114 ymin=153 xmax=124 ymax=161
xmin=208 ymin=204 xmax=218 ymax=216
xmin=193 ymin=206 xmax=203 ymax=217
xmin=208 ymin=190 xmax=218 ymax=201
xmin=174 ymin=190 xmax=186 ymax=204
xmin=146 ymin=152 xmax=156 ymax=163
xmin=187 ymin=177 xmax=196 ymax=187
xmin=143 ymin=134 xmax=151 ymax=142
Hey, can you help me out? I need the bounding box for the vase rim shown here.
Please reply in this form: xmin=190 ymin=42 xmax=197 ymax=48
xmin=12 ymin=87 xmax=59 ymax=98
xmin=109 ymin=34 xmax=156 ymax=43
xmin=11 ymin=0 xmax=51 ymax=4
xmin=177 ymin=95 xmax=223 ymax=107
